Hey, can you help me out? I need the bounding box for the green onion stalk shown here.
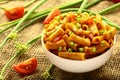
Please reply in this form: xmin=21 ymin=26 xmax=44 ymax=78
xmin=98 ymin=2 xmax=120 ymax=15
xmin=0 ymin=0 xmax=47 ymax=49
xmin=0 ymin=32 xmax=43 ymax=80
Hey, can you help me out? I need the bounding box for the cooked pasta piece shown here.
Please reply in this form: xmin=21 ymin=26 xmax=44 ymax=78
xmin=90 ymin=22 xmax=99 ymax=36
xmin=103 ymin=27 xmax=117 ymax=40
xmin=92 ymin=36 xmax=103 ymax=44
xmin=62 ymin=34 xmax=77 ymax=51
xmin=58 ymin=52 xmax=85 ymax=60
xmin=45 ymin=39 xmax=66 ymax=50
xmin=69 ymin=34 xmax=91 ymax=46
xmin=47 ymin=21 xmax=59 ymax=31
xmin=48 ymin=27 xmax=64 ymax=41
xmin=84 ymin=40 xmax=109 ymax=55
xmin=66 ymin=23 xmax=77 ymax=32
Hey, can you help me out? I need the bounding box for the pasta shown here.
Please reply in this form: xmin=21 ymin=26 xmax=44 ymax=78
xmin=44 ymin=12 xmax=117 ymax=60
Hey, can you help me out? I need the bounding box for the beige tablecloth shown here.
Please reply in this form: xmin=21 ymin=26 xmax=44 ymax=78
xmin=0 ymin=0 xmax=120 ymax=80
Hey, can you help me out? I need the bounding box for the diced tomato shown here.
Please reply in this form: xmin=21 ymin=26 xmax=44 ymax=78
xmin=87 ymin=18 xmax=93 ymax=25
xmin=112 ymin=0 xmax=120 ymax=3
xmin=5 ymin=6 xmax=24 ymax=20
xmin=13 ymin=57 xmax=37 ymax=75
xmin=43 ymin=8 xmax=61 ymax=24
xmin=53 ymin=35 xmax=62 ymax=43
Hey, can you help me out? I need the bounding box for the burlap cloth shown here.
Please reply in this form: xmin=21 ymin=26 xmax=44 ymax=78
xmin=0 ymin=0 xmax=120 ymax=80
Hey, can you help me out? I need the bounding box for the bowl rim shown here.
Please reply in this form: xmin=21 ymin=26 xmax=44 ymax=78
xmin=41 ymin=33 xmax=116 ymax=62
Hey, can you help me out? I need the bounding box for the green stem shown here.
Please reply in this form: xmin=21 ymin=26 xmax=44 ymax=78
xmin=0 ymin=51 xmax=21 ymax=76
xmin=24 ymin=0 xmax=37 ymax=8
xmin=47 ymin=64 xmax=54 ymax=73
xmin=0 ymin=22 xmax=17 ymax=34
xmin=85 ymin=0 xmax=102 ymax=9
xmin=26 ymin=33 xmax=42 ymax=45
xmin=0 ymin=0 xmax=47 ymax=49
xmin=98 ymin=2 xmax=120 ymax=15
xmin=78 ymin=0 xmax=88 ymax=13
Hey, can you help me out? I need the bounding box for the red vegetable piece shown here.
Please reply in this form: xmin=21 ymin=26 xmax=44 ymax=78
xmin=43 ymin=8 xmax=61 ymax=24
xmin=112 ymin=0 xmax=120 ymax=3
xmin=53 ymin=35 xmax=62 ymax=43
xmin=5 ymin=6 xmax=24 ymax=20
xmin=87 ymin=18 xmax=93 ymax=25
xmin=13 ymin=57 xmax=37 ymax=75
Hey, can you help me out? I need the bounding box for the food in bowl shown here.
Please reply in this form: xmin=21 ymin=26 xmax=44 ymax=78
xmin=43 ymin=11 xmax=117 ymax=60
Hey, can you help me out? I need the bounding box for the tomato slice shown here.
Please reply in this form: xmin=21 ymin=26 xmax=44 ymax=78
xmin=112 ymin=0 xmax=120 ymax=3
xmin=87 ymin=18 xmax=93 ymax=25
xmin=13 ymin=57 xmax=37 ymax=75
xmin=5 ymin=6 xmax=24 ymax=20
xmin=43 ymin=8 xmax=61 ymax=24
xmin=53 ymin=35 xmax=62 ymax=43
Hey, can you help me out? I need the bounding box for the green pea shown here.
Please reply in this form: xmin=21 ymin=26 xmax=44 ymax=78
xmin=92 ymin=47 xmax=97 ymax=52
xmin=78 ymin=48 xmax=84 ymax=53
xmin=68 ymin=48 xmax=73 ymax=52
xmin=70 ymin=42 xmax=75 ymax=46
xmin=58 ymin=47 xmax=62 ymax=52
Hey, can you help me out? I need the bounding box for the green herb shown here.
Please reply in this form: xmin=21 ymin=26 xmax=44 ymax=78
xmin=98 ymin=2 xmax=120 ymax=15
xmin=92 ymin=47 xmax=97 ymax=52
xmin=68 ymin=48 xmax=73 ymax=52
xmin=69 ymin=31 xmax=73 ymax=35
xmin=41 ymin=64 xmax=55 ymax=80
xmin=78 ymin=48 xmax=84 ymax=53
xmin=0 ymin=0 xmax=47 ymax=49
xmin=70 ymin=42 xmax=76 ymax=47
xmin=58 ymin=47 xmax=62 ymax=52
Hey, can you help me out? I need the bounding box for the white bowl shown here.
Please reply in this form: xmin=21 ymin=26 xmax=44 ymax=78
xmin=41 ymin=34 xmax=116 ymax=73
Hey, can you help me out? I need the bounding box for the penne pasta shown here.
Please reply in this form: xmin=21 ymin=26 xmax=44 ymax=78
xmin=48 ymin=27 xmax=64 ymax=41
xmin=92 ymin=36 xmax=103 ymax=44
xmin=69 ymin=34 xmax=91 ymax=46
xmin=45 ymin=39 xmax=66 ymax=50
xmin=58 ymin=52 xmax=85 ymax=60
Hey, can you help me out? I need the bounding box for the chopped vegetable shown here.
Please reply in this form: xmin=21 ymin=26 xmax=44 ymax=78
xmin=70 ymin=42 xmax=76 ymax=46
xmin=58 ymin=46 xmax=62 ymax=51
xmin=43 ymin=8 xmax=61 ymax=24
xmin=92 ymin=47 xmax=97 ymax=52
xmin=112 ymin=0 xmax=120 ymax=3
xmin=68 ymin=48 xmax=73 ymax=52
xmin=13 ymin=57 xmax=37 ymax=75
xmin=78 ymin=48 xmax=84 ymax=53
xmin=76 ymin=23 xmax=81 ymax=28
xmin=53 ymin=35 xmax=62 ymax=43
xmin=5 ymin=6 xmax=24 ymax=20
xmin=100 ymin=41 xmax=105 ymax=46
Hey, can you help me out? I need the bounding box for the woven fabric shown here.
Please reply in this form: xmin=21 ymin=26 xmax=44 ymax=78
xmin=0 ymin=0 xmax=120 ymax=80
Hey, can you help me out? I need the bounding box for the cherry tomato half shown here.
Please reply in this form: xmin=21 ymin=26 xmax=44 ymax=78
xmin=43 ymin=8 xmax=61 ymax=24
xmin=5 ymin=6 xmax=24 ymax=20
xmin=13 ymin=57 xmax=37 ymax=75
xmin=112 ymin=0 xmax=120 ymax=3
